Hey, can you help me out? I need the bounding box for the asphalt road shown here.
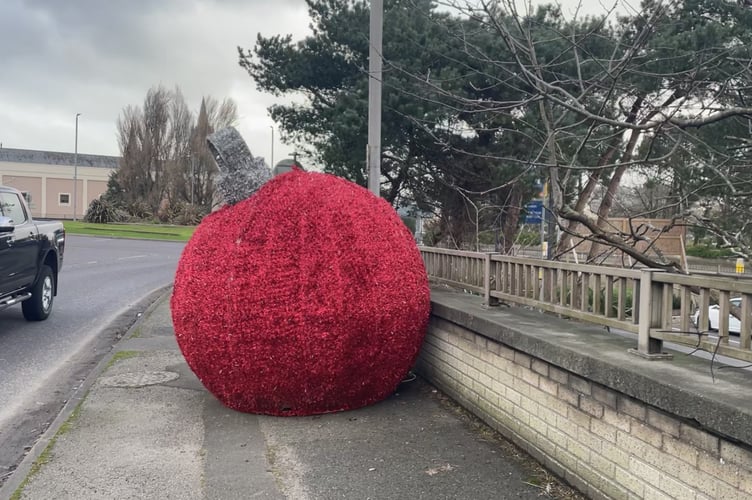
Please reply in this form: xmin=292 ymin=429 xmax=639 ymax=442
xmin=0 ymin=235 xmax=185 ymax=484
xmin=609 ymin=322 xmax=752 ymax=371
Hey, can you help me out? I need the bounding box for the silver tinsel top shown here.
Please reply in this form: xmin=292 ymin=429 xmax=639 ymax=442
xmin=207 ymin=127 xmax=273 ymax=206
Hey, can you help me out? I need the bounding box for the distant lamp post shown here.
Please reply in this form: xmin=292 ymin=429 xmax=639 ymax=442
xmin=270 ymin=125 xmax=274 ymax=168
xmin=73 ymin=113 xmax=81 ymax=221
xmin=191 ymin=156 xmax=195 ymax=205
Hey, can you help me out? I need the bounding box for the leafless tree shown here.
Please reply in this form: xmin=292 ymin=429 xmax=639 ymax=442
xmin=401 ymin=0 xmax=752 ymax=267
xmin=114 ymin=86 xmax=238 ymax=218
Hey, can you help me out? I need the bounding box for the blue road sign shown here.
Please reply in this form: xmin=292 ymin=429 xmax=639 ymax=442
xmin=524 ymin=200 xmax=543 ymax=224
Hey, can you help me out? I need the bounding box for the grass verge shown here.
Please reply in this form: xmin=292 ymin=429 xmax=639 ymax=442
xmin=105 ymin=350 xmax=142 ymax=370
xmin=63 ymin=221 xmax=195 ymax=242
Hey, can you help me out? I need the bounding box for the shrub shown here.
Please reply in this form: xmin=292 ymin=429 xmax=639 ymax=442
xmin=515 ymin=227 xmax=541 ymax=246
xmin=401 ymin=216 xmax=416 ymax=234
xmin=586 ymin=286 xmax=679 ymax=314
xmin=125 ymin=201 xmax=152 ymax=220
xmin=168 ymin=202 xmax=205 ymax=226
xmin=686 ymin=245 xmax=734 ymax=259
xmin=84 ymin=198 xmax=126 ymax=223
xmin=565 ymin=285 xmax=634 ymax=316
xmin=601 ymin=287 xmax=634 ymax=316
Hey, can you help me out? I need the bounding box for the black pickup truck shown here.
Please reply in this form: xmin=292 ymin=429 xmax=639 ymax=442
xmin=0 ymin=186 xmax=65 ymax=320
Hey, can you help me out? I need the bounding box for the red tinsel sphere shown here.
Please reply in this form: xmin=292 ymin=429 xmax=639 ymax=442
xmin=171 ymin=170 xmax=430 ymax=416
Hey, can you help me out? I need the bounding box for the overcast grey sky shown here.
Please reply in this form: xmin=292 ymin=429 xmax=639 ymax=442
xmin=0 ymin=0 xmax=627 ymax=165
xmin=0 ymin=0 xmax=310 ymax=162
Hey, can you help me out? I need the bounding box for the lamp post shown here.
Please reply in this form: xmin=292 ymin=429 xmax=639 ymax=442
xmin=73 ymin=113 xmax=80 ymax=221
xmin=367 ymin=0 xmax=383 ymax=196
xmin=270 ymin=125 xmax=274 ymax=168
xmin=191 ymin=156 xmax=195 ymax=205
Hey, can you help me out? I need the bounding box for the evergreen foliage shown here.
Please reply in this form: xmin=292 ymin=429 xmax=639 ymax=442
xmin=241 ymin=0 xmax=752 ymax=259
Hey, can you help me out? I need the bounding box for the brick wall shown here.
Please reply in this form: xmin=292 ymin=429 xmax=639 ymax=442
xmin=417 ymin=314 xmax=752 ymax=500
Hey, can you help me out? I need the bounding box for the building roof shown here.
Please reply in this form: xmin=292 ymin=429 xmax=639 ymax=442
xmin=0 ymin=147 xmax=120 ymax=169
xmin=273 ymin=158 xmax=305 ymax=177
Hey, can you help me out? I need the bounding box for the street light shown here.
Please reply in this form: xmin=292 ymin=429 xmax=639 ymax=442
xmin=270 ymin=125 xmax=274 ymax=168
xmin=367 ymin=0 xmax=383 ymax=196
xmin=73 ymin=113 xmax=80 ymax=221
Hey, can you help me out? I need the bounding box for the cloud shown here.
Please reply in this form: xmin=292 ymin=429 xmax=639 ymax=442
xmin=0 ymin=0 xmax=631 ymax=163
xmin=0 ymin=0 xmax=310 ymax=162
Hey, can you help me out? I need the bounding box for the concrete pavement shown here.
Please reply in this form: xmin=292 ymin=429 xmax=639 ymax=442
xmin=1 ymin=291 xmax=582 ymax=500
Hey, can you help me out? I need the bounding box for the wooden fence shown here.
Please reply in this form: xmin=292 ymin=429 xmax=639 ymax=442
xmin=420 ymin=247 xmax=752 ymax=363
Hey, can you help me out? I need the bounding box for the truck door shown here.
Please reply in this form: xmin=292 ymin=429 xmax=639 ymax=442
xmin=0 ymin=223 xmax=12 ymax=296
xmin=0 ymin=192 xmax=37 ymax=294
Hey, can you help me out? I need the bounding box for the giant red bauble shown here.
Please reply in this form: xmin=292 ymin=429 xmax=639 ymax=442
xmin=171 ymin=169 xmax=430 ymax=415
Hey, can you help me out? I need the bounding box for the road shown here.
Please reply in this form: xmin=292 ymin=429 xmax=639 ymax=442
xmin=609 ymin=322 xmax=752 ymax=372
xmin=0 ymin=235 xmax=185 ymax=484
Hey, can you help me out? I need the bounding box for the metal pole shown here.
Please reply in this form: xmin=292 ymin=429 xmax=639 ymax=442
xmin=73 ymin=113 xmax=80 ymax=221
xmin=270 ymin=125 xmax=274 ymax=168
xmin=191 ymin=156 xmax=195 ymax=205
xmin=367 ymin=0 xmax=383 ymax=196
xmin=539 ymin=180 xmax=545 ymax=257
xmin=547 ymin=179 xmax=556 ymax=259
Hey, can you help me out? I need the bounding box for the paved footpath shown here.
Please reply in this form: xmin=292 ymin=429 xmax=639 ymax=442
xmin=1 ymin=292 xmax=583 ymax=500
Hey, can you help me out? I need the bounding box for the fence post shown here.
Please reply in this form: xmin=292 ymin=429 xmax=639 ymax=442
xmin=483 ymin=253 xmax=499 ymax=307
xmin=629 ymin=268 xmax=673 ymax=359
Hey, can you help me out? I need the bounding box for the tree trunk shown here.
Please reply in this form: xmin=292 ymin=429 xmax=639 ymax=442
xmin=586 ymin=93 xmax=678 ymax=262
xmin=586 ymin=129 xmax=643 ymax=261
xmin=556 ymin=161 xmax=605 ymax=254
xmin=501 ymin=187 xmax=523 ymax=253
xmin=557 ymin=98 xmax=644 ymax=256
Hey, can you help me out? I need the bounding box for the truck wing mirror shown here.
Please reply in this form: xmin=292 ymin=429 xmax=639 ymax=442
xmin=0 ymin=216 xmax=15 ymax=233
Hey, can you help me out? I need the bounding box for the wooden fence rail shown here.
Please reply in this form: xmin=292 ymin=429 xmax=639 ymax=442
xmin=420 ymin=247 xmax=752 ymax=363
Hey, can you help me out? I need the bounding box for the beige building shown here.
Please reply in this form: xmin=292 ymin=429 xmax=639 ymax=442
xmin=0 ymin=147 xmax=119 ymax=219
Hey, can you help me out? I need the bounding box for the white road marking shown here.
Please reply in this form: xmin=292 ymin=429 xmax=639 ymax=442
xmin=118 ymin=255 xmax=147 ymax=261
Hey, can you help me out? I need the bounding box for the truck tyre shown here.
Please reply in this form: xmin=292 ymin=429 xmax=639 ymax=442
xmin=22 ymin=265 xmax=54 ymax=321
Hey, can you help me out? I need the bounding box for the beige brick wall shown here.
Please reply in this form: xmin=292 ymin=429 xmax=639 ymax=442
xmin=417 ymin=316 xmax=752 ymax=500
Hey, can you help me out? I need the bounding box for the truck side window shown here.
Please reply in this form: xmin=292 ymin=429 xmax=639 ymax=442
xmin=0 ymin=193 xmax=28 ymax=225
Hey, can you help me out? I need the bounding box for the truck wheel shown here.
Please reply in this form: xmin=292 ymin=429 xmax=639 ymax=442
xmin=22 ymin=265 xmax=54 ymax=321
